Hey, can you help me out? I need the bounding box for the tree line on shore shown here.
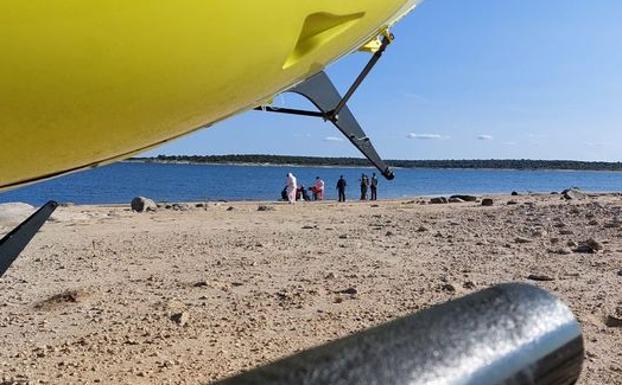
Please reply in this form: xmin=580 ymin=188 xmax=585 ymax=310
xmin=129 ymin=155 xmax=622 ymax=171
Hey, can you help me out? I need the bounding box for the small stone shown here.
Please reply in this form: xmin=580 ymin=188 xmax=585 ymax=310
xmin=170 ymin=312 xmax=189 ymax=326
xmin=325 ymin=272 xmax=337 ymax=279
xmin=515 ymin=237 xmax=532 ymax=244
xmin=511 ymin=191 xmax=519 ymax=196
xmin=226 ymin=206 xmax=235 ymax=211
xmin=338 ymin=234 xmax=348 ymax=239
xmin=340 ymin=287 xmax=358 ymax=295
xmin=440 ymin=283 xmax=456 ymax=293
xmin=257 ymin=205 xmax=275 ymax=212
xmin=481 ymin=198 xmax=494 ymax=206
xmin=507 ymin=200 xmax=518 ymax=205
xmin=385 ymin=231 xmax=394 ymax=237
xmin=463 ymin=281 xmax=476 ymax=290
xmin=574 ymin=238 xmax=604 ymax=253
xmin=605 ymin=315 xmax=622 ymax=328
xmin=617 ymin=269 xmax=622 ymax=277
xmin=416 ymin=226 xmax=428 ymax=232
xmin=193 ymin=281 xmax=208 ymax=288
xmin=527 ymin=274 xmax=555 ymax=282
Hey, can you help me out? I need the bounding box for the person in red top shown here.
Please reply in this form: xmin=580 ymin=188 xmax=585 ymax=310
xmin=311 ymin=176 xmax=325 ymax=200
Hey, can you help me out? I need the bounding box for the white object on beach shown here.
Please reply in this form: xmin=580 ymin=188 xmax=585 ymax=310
xmin=286 ymin=173 xmax=297 ymax=203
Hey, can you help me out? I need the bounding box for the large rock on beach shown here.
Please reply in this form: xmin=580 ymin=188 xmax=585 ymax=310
xmin=562 ymin=188 xmax=587 ymax=200
xmin=429 ymin=197 xmax=448 ymax=204
xmin=450 ymin=195 xmax=477 ymax=202
xmin=131 ymin=196 xmax=157 ymax=213
xmin=481 ymin=198 xmax=494 ymax=206
xmin=0 ymin=202 xmax=35 ymax=227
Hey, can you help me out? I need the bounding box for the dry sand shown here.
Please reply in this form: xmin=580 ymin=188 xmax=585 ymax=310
xmin=0 ymin=194 xmax=621 ymax=384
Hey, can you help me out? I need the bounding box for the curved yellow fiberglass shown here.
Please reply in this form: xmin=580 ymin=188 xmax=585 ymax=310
xmin=0 ymin=1 xmax=420 ymax=190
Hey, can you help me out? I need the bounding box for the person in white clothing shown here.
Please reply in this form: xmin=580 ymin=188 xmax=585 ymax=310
xmin=286 ymin=173 xmax=297 ymax=203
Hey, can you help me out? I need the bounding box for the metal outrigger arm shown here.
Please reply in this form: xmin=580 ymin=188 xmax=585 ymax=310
xmin=0 ymin=201 xmax=58 ymax=277
xmin=212 ymin=283 xmax=584 ymax=385
xmin=255 ymin=35 xmax=395 ymax=180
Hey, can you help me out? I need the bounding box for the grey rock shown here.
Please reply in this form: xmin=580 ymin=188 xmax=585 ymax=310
xmin=481 ymin=198 xmax=494 ymax=206
xmin=562 ymin=188 xmax=587 ymax=200
xmin=130 ymin=196 xmax=157 ymax=213
xmin=450 ymin=195 xmax=477 ymax=202
xmin=515 ymin=237 xmax=532 ymax=244
xmin=448 ymin=197 xmax=464 ymax=203
xmin=430 ymin=197 xmax=448 ymax=204
xmin=574 ymin=238 xmax=604 ymax=253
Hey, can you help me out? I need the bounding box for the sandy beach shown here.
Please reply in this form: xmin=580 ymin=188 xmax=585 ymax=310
xmin=1 ymin=194 xmax=621 ymax=384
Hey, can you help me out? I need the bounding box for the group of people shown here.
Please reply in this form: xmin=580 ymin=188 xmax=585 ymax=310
xmin=282 ymin=174 xmax=326 ymax=203
xmin=282 ymin=173 xmax=378 ymax=203
xmin=337 ymin=173 xmax=378 ymax=202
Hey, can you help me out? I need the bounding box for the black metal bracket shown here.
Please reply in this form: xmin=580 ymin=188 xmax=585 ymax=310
xmin=254 ymin=35 xmax=395 ymax=180
xmin=0 ymin=200 xmax=58 ymax=278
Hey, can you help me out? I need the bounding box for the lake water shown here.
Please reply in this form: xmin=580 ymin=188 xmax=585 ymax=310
xmin=1 ymin=162 xmax=622 ymax=205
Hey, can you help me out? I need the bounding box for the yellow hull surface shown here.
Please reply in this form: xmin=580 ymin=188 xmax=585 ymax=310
xmin=0 ymin=1 xmax=419 ymax=190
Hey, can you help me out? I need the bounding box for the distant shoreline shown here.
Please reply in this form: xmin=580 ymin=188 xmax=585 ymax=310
xmin=128 ymin=155 xmax=622 ymax=172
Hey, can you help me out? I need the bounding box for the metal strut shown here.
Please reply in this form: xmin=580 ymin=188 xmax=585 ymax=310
xmin=254 ymin=35 xmax=395 ymax=180
xmin=0 ymin=200 xmax=58 ymax=277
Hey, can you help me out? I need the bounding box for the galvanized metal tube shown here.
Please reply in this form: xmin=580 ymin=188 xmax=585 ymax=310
xmin=212 ymin=283 xmax=583 ymax=385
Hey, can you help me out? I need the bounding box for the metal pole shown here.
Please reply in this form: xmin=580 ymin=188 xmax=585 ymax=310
xmin=211 ymin=283 xmax=583 ymax=385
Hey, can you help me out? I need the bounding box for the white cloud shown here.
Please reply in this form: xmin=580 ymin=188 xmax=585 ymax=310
xmin=323 ymin=136 xmax=344 ymax=142
xmin=407 ymin=133 xmax=448 ymax=140
xmin=477 ymin=134 xmax=494 ymax=141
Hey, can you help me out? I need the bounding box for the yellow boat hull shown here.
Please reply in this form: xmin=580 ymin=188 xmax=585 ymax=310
xmin=0 ymin=1 xmax=419 ymax=190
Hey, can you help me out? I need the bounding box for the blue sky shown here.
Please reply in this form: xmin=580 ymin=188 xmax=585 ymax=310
xmin=143 ymin=1 xmax=622 ymax=161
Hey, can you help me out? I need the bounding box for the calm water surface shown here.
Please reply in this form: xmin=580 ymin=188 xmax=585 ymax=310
xmin=2 ymin=162 xmax=622 ymax=205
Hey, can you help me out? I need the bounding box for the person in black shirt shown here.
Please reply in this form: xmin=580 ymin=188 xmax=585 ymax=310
xmin=360 ymin=174 xmax=369 ymax=200
xmin=370 ymin=172 xmax=378 ymax=200
xmin=336 ymin=175 xmax=347 ymax=202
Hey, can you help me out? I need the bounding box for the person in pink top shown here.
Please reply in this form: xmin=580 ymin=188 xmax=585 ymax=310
xmin=311 ymin=176 xmax=325 ymax=200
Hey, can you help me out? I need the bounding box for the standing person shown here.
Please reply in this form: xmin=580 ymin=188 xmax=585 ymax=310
xmin=360 ymin=174 xmax=369 ymax=200
xmin=336 ymin=175 xmax=347 ymax=202
xmin=312 ymin=176 xmax=325 ymax=200
xmin=370 ymin=172 xmax=378 ymax=201
xmin=286 ymin=173 xmax=297 ymax=203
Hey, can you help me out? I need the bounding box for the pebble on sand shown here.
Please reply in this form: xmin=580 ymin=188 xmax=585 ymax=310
xmin=170 ymin=312 xmax=189 ymax=326
xmin=527 ymin=274 xmax=555 ymax=282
